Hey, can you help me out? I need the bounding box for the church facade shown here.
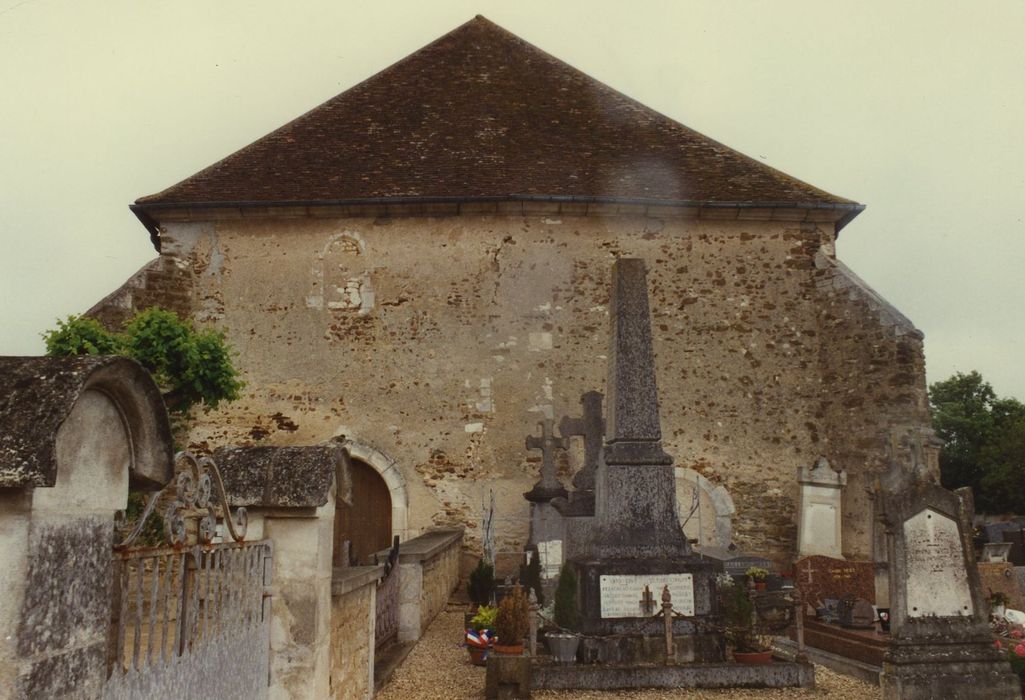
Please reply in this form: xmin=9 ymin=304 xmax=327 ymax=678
xmin=90 ymin=16 xmax=931 ymax=567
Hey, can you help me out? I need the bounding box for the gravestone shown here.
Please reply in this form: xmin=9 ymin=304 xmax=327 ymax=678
xmin=561 ymin=258 xmax=721 ymax=664
xmin=981 ymin=542 xmax=1013 ymax=563
xmin=554 ymin=390 xmax=604 ymax=517
xmin=524 ymin=418 xmax=569 ymax=503
xmin=984 ymin=522 xmax=1025 ymax=567
xmin=524 ymin=418 xmax=569 ymax=595
xmin=1002 ymin=528 xmax=1025 ymax=566
xmin=696 ymin=547 xmax=773 ymax=579
xmin=796 ymin=456 xmax=846 ymax=559
xmin=794 ymin=555 xmax=876 ymax=609
xmin=875 ymin=430 xmax=1019 ymax=700
xmin=837 ymin=597 xmax=875 ymax=629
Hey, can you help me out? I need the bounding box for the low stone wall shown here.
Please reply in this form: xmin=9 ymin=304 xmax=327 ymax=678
xmin=389 ymin=529 xmax=463 ymax=643
xmin=330 ymin=566 xmax=382 ymax=700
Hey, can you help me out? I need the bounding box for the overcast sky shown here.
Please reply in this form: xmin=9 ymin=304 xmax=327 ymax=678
xmin=1 ymin=1 xmax=1023 ymax=400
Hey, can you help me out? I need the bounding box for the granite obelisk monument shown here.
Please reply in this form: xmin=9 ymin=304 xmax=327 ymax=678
xmin=562 ymin=258 xmax=721 ymax=663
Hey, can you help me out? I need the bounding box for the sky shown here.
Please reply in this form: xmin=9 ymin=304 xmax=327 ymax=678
xmin=1 ymin=1 xmax=1023 ymax=400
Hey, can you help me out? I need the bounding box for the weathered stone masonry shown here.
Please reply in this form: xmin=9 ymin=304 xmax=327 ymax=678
xmin=90 ymin=211 xmax=930 ymax=564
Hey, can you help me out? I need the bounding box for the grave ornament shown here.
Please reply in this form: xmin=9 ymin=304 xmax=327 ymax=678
xmin=554 ymin=390 xmax=604 ymax=516
xmin=523 ymin=417 xmax=569 ymax=503
xmin=874 ymin=428 xmax=1019 ymax=700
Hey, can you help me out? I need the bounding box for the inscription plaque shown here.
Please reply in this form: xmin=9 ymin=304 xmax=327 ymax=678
xmin=904 ymin=508 xmax=973 ymax=618
xmin=599 ymin=573 xmax=694 ymax=618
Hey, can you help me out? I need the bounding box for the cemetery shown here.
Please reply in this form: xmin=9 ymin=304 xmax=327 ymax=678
xmin=2 ymin=14 xmax=1024 ymax=700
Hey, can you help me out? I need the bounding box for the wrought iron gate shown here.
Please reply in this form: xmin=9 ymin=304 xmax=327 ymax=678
xmin=103 ymin=452 xmax=273 ymax=699
xmin=374 ymin=536 xmax=401 ymax=649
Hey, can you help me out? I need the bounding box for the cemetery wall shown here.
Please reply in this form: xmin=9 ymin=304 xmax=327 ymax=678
xmin=91 ymin=213 xmax=931 ymax=564
xmin=329 ymin=580 xmax=375 ymax=700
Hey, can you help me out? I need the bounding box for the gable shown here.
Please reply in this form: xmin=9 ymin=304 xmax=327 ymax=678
xmin=134 ymin=17 xmax=860 ymax=227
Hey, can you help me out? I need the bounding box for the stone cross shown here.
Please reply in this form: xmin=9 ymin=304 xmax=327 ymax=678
xmin=523 ymin=417 xmax=569 ymax=502
xmin=556 ymin=390 xmax=603 ymax=515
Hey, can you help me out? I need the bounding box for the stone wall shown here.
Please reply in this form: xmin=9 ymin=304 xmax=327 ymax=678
xmin=264 ymin=503 xmax=335 ymax=699
xmin=419 ymin=534 xmax=462 ymax=634
xmin=0 ymin=357 xmax=174 ymax=699
xmin=92 ymin=212 xmax=931 ymax=563
xmin=329 ymin=569 xmax=378 ymax=700
xmin=393 ymin=529 xmax=463 ymax=642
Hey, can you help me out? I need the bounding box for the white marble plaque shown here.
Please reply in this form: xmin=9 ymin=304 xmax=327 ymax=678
xmin=536 ymin=540 xmax=563 ymax=579
xmin=904 ymin=508 xmax=973 ymax=618
xmin=599 ymin=574 xmax=694 ymax=618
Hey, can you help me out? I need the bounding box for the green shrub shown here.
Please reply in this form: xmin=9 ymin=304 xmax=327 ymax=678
xmin=467 ymin=557 xmax=495 ymax=608
xmin=470 ymin=605 xmax=498 ymax=631
xmin=495 ymin=585 xmax=530 ymax=646
xmin=553 ymin=567 xmax=580 ymax=630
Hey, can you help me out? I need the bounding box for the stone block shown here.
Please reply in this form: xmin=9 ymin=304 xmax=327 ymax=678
xmin=485 ymin=653 xmax=531 ymax=699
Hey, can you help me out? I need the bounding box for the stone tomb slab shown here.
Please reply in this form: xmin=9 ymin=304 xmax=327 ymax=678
xmin=794 ymin=555 xmax=875 ymax=608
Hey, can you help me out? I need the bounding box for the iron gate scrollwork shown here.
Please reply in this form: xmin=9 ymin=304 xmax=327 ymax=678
xmin=105 ymin=451 xmax=272 ymax=699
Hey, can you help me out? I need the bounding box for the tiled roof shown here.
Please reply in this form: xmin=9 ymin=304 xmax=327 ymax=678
xmin=135 ymin=16 xmax=858 ymax=215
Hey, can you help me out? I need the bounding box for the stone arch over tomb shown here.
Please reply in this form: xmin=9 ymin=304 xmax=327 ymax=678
xmin=337 ymin=438 xmax=410 ymax=544
xmin=674 ymin=467 xmax=735 ymax=549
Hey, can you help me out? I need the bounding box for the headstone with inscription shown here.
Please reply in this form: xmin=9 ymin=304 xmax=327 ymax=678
xmin=560 ymin=258 xmax=722 ymax=664
xmin=796 ymin=456 xmax=847 ymax=558
xmin=874 ymin=430 xmax=1019 ymax=700
xmin=794 ymin=555 xmax=876 ymax=609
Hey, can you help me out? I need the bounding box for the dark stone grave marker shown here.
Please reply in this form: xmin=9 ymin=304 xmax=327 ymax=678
xmin=794 ymin=555 xmax=876 ymax=608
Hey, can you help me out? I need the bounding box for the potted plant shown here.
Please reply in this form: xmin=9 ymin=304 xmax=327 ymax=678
xmin=721 ymin=575 xmax=773 ymax=663
xmin=465 ymin=606 xmax=497 ymax=666
xmin=746 ymin=566 xmax=769 ymax=591
xmin=989 ymin=590 xmax=1011 ymax=619
xmin=545 ymin=567 xmax=581 ymax=664
xmin=494 ymin=585 xmax=530 ymax=655
xmin=466 ymin=557 xmax=495 ymax=628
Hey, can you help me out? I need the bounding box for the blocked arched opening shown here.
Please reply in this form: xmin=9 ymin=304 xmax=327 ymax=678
xmin=675 ymin=467 xmax=735 ymax=549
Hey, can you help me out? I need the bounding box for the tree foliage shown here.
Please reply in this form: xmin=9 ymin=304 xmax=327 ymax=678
xmin=43 ymin=308 xmax=243 ymax=415
xmin=930 ymin=371 xmax=1025 ymax=513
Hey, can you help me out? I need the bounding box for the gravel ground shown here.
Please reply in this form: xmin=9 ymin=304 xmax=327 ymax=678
xmin=376 ymin=606 xmax=881 ymax=700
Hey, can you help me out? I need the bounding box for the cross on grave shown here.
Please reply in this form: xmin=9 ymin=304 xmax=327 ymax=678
xmin=556 ymin=390 xmax=603 ymax=515
xmin=523 ymin=417 xmax=569 ymax=502
xmin=639 ymin=585 xmax=656 ymax=616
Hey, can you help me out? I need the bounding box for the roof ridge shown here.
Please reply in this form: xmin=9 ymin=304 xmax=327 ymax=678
xmin=138 ymin=17 xmax=500 ymax=204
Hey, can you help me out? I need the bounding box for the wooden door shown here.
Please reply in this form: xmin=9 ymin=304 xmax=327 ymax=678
xmin=334 ymin=458 xmax=392 ymax=566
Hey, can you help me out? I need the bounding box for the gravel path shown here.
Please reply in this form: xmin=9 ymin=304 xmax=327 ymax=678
xmin=376 ymin=606 xmax=881 ymax=700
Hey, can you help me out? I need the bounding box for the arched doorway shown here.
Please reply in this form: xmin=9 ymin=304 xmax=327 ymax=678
xmin=334 ymin=457 xmax=392 ymax=566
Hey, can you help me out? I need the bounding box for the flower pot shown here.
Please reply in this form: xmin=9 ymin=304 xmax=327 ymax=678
xmin=545 ymin=632 xmax=580 ymax=664
xmin=468 ymin=647 xmax=488 ymax=666
xmin=754 ymin=582 xmax=766 ymax=591
xmin=493 ymin=643 xmax=524 ymax=656
xmin=733 ymin=650 xmax=773 ymax=664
